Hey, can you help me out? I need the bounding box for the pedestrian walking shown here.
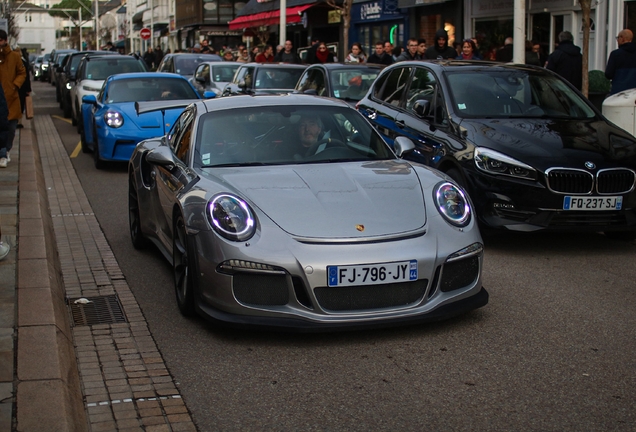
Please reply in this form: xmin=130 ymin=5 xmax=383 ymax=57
xmin=367 ymin=41 xmax=393 ymax=65
xmin=255 ymin=45 xmax=275 ymax=63
xmin=496 ymin=37 xmax=514 ymax=62
xmin=143 ymin=46 xmax=155 ymax=69
xmin=605 ymin=29 xmax=636 ymax=95
xmin=546 ymin=31 xmax=582 ymax=90
xmin=424 ymin=29 xmax=458 ymax=60
xmin=344 ymin=42 xmax=367 ymax=63
xmin=17 ymin=48 xmax=31 ymax=129
xmin=396 ymin=38 xmax=422 ymax=62
xmin=456 ymin=39 xmax=481 ymax=60
xmin=0 ymin=30 xmax=26 ymax=168
xmin=274 ymin=40 xmax=301 ymax=64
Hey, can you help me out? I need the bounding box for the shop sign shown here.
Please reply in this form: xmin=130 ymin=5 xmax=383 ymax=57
xmin=361 ymin=2 xmax=382 ymax=20
xmin=530 ymin=0 xmax=573 ymax=10
xmin=472 ymin=0 xmax=514 ymax=17
xmin=328 ymin=10 xmax=341 ymax=24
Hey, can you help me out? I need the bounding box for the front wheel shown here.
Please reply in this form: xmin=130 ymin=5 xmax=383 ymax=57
xmin=173 ymin=214 xmax=196 ymax=317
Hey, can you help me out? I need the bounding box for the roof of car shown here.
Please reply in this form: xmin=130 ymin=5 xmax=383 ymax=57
xmin=307 ymin=63 xmax=385 ymax=70
xmin=108 ymin=72 xmax=188 ymax=81
xmin=238 ymin=62 xmax=308 ymax=69
xmin=389 ymin=59 xmax=546 ymax=73
xmin=165 ymin=53 xmax=223 ymax=60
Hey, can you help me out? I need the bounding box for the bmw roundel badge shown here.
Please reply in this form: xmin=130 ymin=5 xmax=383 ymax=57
xmin=584 ymin=161 xmax=596 ymax=170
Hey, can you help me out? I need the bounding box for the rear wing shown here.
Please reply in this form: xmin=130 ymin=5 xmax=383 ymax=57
xmin=135 ymin=100 xmax=197 ymax=116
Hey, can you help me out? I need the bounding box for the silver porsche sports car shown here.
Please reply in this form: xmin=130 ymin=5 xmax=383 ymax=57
xmin=128 ymin=94 xmax=488 ymax=330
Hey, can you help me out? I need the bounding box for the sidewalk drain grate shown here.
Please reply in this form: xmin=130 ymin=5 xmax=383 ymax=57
xmin=68 ymin=295 xmax=128 ymax=326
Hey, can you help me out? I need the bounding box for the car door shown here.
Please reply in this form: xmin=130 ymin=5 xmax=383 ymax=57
xmin=154 ymin=108 xmax=197 ymax=248
xmin=359 ymin=66 xmax=413 ymax=147
xmin=192 ymin=63 xmax=209 ymax=95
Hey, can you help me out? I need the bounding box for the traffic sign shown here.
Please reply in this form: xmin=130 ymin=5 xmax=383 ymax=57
xmin=140 ymin=28 xmax=151 ymax=40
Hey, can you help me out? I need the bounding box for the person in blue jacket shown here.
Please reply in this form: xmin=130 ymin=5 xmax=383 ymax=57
xmin=606 ymin=29 xmax=636 ymax=95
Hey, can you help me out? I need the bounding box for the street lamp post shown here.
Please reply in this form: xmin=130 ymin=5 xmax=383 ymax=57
xmin=279 ymin=0 xmax=286 ymax=47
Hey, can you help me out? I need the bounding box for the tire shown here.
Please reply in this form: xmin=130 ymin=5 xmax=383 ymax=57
xmin=71 ymin=106 xmax=77 ymax=126
xmin=80 ymin=123 xmax=90 ymax=153
xmin=173 ymin=214 xmax=196 ymax=317
xmin=62 ymin=96 xmax=72 ymax=118
xmin=93 ymin=128 xmax=105 ymax=169
xmin=128 ymin=173 xmax=149 ymax=249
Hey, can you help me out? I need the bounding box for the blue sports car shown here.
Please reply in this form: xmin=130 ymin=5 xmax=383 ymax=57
xmin=81 ymin=72 xmax=205 ymax=169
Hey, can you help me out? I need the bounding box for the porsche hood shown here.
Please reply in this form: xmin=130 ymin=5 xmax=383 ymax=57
xmin=203 ymin=160 xmax=428 ymax=238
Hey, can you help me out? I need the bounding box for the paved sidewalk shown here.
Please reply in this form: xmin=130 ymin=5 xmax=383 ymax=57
xmin=1 ymin=115 xmax=198 ymax=431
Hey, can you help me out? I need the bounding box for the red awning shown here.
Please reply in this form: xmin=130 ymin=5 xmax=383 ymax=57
xmin=228 ymin=4 xmax=312 ymax=30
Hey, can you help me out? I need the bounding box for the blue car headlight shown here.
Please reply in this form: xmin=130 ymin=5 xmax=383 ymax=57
xmin=207 ymin=194 xmax=255 ymax=241
xmin=474 ymin=147 xmax=536 ymax=180
xmin=434 ymin=182 xmax=471 ymax=227
xmin=105 ymin=111 xmax=124 ymax=128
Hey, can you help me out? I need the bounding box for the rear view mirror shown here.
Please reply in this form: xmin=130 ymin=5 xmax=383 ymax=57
xmin=413 ymin=100 xmax=430 ymax=118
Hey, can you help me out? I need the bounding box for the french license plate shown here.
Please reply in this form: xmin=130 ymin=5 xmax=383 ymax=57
xmin=327 ymin=260 xmax=418 ymax=287
xmin=563 ymin=196 xmax=623 ymax=211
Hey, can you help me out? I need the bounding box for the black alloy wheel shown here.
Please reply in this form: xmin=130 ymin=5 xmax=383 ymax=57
xmin=173 ymin=214 xmax=196 ymax=317
xmin=128 ymin=174 xmax=149 ymax=249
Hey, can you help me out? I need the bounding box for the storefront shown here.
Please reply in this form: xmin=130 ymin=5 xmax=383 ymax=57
xmin=349 ymin=0 xmax=409 ymax=56
xmin=396 ymin=0 xmax=461 ymax=50
xmin=463 ymin=0 xmax=616 ymax=69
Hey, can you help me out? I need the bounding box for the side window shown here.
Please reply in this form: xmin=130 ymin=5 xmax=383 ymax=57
xmin=194 ymin=64 xmax=208 ymax=82
xmin=296 ymin=70 xmax=312 ymax=91
xmin=406 ymin=67 xmax=437 ymax=113
xmin=313 ymin=70 xmax=326 ymax=96
xmin=371 ymin=72 xmax=389 ymax=99
xmin=377 ymin=67 xmax=412 ymax=107
xmin=170 ymin=109 xmax=196 ymax=163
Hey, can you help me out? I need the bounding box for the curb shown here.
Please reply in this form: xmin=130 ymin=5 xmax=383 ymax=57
xmin=15 ymin=121 xmax=88 ymax=431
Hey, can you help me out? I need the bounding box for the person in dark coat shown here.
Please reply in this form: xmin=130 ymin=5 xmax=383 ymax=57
xmin=496 ymin=37 xmax=514 ymax=62
xmin=546 ymin=31 xmax=582 ymax=90
xmin=17 ymin=48 xmax=31 ymax=129
xmin=424 ymin=29 xmax=457 ymax=59
xmin=274 ymin=40 xmax=301 ymax=64
xmin=367 ymin=41 xmax=393 ymax=65
xmin=525 ymin=40 xmax=542 ymax=66
xmin=143 ymin=46 xmax=156 ymax=69
xmin=396 ymin=38 xmax=421 ymax=62
xmin=312 ymin=42 xmax=336 ymax=64
xmin=605 ymin=29 xmax=636 ymax=95
xmin=0 ymin=76 xmax=10 ymax=169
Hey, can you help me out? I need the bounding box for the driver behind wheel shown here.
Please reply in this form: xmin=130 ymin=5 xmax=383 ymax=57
xmin=298 ymin=116 xmax=323 ymax=149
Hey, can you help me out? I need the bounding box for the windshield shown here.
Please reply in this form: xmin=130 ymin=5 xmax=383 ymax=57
xmin=254 ymin=67 xmax=305 ymax=90
xmin=106 ymin=78 xmax=198 ymax=103
xmin=86 ymin=59 xmax=146 ymax=80
xmin=174 ymin=55 xmax=219 ymax=76
xmin=194 ymin=105 xmax=393 ymax=167
xmin=446 ymin=70 xmax=596 ymax=119
xmin=328 ymin=68 xmax=380 ymax=101
xmin=211 ymin=64 xmax=239 ymax=82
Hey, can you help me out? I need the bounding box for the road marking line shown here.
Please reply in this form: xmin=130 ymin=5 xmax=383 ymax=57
xmin=70 ymin=141 xmax=81 ymax=158
xmin=52 ymin=115 xmax=72 ymax=124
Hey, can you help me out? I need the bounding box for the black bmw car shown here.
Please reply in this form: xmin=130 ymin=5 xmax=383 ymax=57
xmin=357 ymin=60 xmax=636 ymax=238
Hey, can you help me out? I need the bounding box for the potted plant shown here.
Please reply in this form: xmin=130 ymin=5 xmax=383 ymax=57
xmin=588 ymin=70 xmax=611 ymax=111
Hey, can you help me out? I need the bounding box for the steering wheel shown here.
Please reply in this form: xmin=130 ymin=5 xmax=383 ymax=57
xmin=305 ymin=138 xmax=347 ymax=157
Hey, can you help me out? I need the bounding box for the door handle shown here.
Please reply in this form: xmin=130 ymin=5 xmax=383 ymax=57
xmin=396 ymin=120 xmax=405 ymax=128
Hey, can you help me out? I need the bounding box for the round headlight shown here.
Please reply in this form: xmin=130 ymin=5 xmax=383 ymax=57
xmin=105 ymin=111 xmax=123 ymax=128
xmin=208 ymin=194 xmax=255 ymax=241
xmin=434 ymin=182 xmax=471 ymax=227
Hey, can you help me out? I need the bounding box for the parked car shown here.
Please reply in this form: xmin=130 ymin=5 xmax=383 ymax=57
xmin=190 ymin=61 xmax=240 ymax=96
xmin=71 ymin=54 xmax=147 ymax=131
xmin=221 ymin=63 xmax=307 ymax=96
xmin=127 ymin=94 xmax=488 ymax=329
xmin=156 ymin=53 xmax=223 ymax=80
xmin=48 ymin=48 xmax=77 ymax=84
xmin=53 ymin=52 xmax=74 ymax=103
xmin=58 ymin=51 xmax=120 ymax=120
xmin=81 ymin=72 xmax=202 ymax=169
xmin=39 ymin=53 xmax=51 ymax=81
xmin=357 ymin=60 xmax=636 ymax=238
xmin=295 ymin=63 xmax=383 ymax=105
xmin=33 ymin=56 xmax=44 ymax=81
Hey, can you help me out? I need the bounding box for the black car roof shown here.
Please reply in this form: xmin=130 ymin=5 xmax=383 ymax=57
xmin=200 ymin=93 xmax=351 ymax=113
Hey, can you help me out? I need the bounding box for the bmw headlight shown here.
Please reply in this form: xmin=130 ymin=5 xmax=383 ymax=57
xmin=207 ymin=194 xmax=255 ymax=241
xmin=474 ymin=147 xmax=536 ymax=180
xmin=105 ymin=111 xmax=124 ymax=128
xmin=434 ymin=182 xmax=471 ymax=227
xmin=65 ymin=82 xmax=72 ymax=90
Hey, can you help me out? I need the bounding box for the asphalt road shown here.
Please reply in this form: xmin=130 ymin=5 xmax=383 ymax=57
xmin=33 ymin=79 xmax=636 ymax=431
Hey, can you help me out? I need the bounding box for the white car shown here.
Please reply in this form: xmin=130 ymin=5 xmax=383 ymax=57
xmin=70 ymin=54 xmax=147 ymax=132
